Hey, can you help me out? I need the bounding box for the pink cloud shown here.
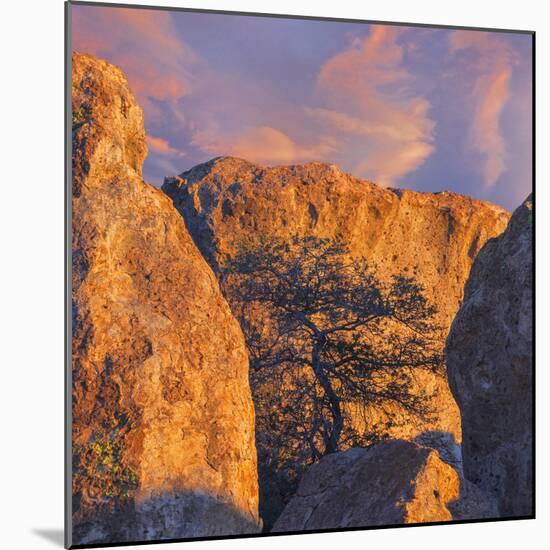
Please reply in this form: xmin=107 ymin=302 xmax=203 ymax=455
xmin=313 ymin=25 xmax=435 ymax=184
xmin=73 ymin=11 xmax=435 ymax=184
xmin=186 ymin=25 xmax=434 ymax=183
xmin=72 ymin=6 xmax=196 ymax=104
xmin=194 ymin=126 xmax=336 ymax=166
xmin=146 ymin=135 xmax=181 ymax=156
xmin=471 ymin=68 xmax=511 ymax=186
xmin=449 ymin=31 xmax=514 ymax=186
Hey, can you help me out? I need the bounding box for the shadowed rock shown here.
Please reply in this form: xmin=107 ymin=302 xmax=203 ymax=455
xmin=446 ymin=195 xmax=533 ymax=517
xmin=73 ymin=492 xmax=261 ymax=545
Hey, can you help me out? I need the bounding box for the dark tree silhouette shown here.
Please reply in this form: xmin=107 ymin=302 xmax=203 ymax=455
xmin=222 ymin=236 xmax=444 ymax=527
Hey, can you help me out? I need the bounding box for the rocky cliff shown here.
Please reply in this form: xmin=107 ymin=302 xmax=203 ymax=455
xmin=272 ymin=440 xmax=496 ymax=532
xmin=71 ymin=53 xmax=261 ymax=545
xmin=163 ymin=157 xmax=509 ymax=527
xmin=446 ymin=195 xmax=533 ymax=517
xmin=163 ymin=158 xmax=509 ymax=446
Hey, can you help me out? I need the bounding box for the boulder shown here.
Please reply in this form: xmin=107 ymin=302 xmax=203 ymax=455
xmin=446 ymin=195 xmax=533 ymax=517
xmin=162 ymin=157 xmax=509 ymax=329
xmin=272 ymin=440 xmax=495 ymax=532
xmin=71 ymin=53 xmax=261 ymax=545
xmin=273 ymin=440 xmax=457 ymax=531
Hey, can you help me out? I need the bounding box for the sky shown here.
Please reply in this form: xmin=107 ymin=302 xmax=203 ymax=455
xmin=71 ymin=4 xmax=533 ymax=210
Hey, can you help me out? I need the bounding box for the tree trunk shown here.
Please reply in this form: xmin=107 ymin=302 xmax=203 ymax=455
xmin=311 ymin=334 xmax=343 ymax=455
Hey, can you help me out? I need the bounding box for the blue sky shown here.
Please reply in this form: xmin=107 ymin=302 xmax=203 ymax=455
xmin=72 ymin=5 xmax=532 ymax=210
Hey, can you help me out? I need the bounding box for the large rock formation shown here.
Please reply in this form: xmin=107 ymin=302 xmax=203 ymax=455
xmin=162 ymin=158 xmax=510 ymax=527
xmin=162 ymin=158 xmax=509 ymax=450
xmin=446 ymin=196 xmax=533 ymax=517
xmin=272 ymin=440 xmax=495 ymax=532
xmin=71 ymin=53 xmax=261 ymax=545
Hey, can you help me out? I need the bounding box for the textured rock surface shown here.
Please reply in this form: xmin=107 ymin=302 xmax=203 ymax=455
xmin=448 ymin=477 xmax=498 ymax=521
xmin=446 ymin=195 xmax=533 ymax=517
xmin=163 ymin=157 xmax=510 ymax=446
xmin=273 ymin=440 xmax=461 ymax=531
xmin=71 ymin=53 xmax=260 ymax=545
xmin=272 ymin=440 xmax=497 ymax=532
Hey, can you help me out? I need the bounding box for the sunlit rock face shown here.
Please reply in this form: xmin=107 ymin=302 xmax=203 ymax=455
xmin=163 ymin=157 xmax=510 ymax=449
xmin=163 ymin=157 xmax=509 ymax=527
xmin=447 ymin=195 xmax=533 ymax=517
xmin=272 ymin=440 xmax=496 ymax=531
xmin=71 ymin=53 xmax=261 ymax=545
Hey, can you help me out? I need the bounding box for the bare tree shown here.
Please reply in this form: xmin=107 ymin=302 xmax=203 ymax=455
xmin=222 ymin=236 xmax=444 ymax=527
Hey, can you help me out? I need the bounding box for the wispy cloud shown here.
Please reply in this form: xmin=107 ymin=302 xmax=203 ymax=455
xmin=146 ymin=135 xmax=183 ymax=156
xmin=449 ymin=30 xmax=514 ymax=187
xmin=183 ymin=24 xmax=435 ymax=183
xmin=72 ymin=8 xmax=531 ymax=208
xmin=193 ymin=125 xmax=336 ymax=166
xmin=72 ymin=6 xmax=197 ymax=105
xmin=73 ymin=13 xmax=433 ymax=184
xmin=312 ymin=25 xmax=435 ymax=185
